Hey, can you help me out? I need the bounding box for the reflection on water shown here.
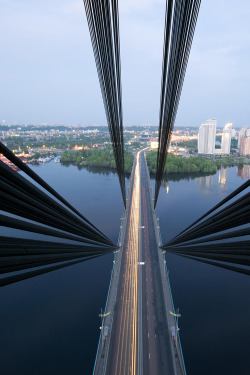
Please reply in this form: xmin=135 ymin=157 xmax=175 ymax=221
xmin=61 ymin=162 xmax=118 ymax=176
xmin=156 ymin=165 xmax=250 ymax=375
xmin=236 ymin=164 xmax=250 ymax=180
xmin=156 ymin=171 xmax=216 ymax=183
xmin=196 ymin=175 xmax=213 ymax=194
xmin=218 ymin=167 xmax=228 ymax=189
xmin=195 ymin=165 xmax=249 ymax=194
xmin=161 ymin=180 xmax=170 ymax=194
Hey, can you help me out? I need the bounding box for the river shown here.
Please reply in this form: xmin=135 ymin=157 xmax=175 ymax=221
xmin=0 ymin=162 xmax=249 ymax=375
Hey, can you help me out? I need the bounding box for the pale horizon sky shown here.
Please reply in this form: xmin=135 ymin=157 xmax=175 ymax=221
xmin=1 ymin=0 xmax=250 ymax=128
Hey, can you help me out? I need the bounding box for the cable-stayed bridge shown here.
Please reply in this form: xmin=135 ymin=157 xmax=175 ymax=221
xmin=1 ymin=1 xmax=249 ymax=374
xmin=93 ymin=149 xmax=186 ymax=375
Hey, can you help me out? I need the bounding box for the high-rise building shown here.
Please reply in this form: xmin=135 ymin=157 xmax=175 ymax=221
xmin=198 ymin=119 xmax=216 ymax=154
xmin=221 ymin=123 xmax=232 ymax=154
xmin=240 ymin=137 xmax=250 ymax=155
xmin=231 ymin=129 xmax=237 ymax=138
xmin=237 ymin=126 xmax=247 ymax=148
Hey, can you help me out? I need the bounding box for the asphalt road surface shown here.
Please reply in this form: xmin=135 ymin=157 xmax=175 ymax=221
xmin=105 ymin=150 xmax=175 ymax=375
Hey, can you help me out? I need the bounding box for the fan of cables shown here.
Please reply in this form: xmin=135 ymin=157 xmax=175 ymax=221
xmin=155 ymin=0 xmax=201 ymax=207
xmin=0 ymin=142 xmax=117 ymax=287
xmin=162 ymin=179 xmax=250 ymax=275
xmin=83 ymin=0 xmax=126 ymax=206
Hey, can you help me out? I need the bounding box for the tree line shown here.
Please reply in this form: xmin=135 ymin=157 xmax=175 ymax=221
xmin=61 ymin=148 xmax=134 ymax=174
xmin=146 ymin=151 xmax=217 ymax=174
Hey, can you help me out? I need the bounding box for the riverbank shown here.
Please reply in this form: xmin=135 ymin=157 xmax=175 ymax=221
xmin=59 ymin=148 xmax=250 ymax=179
xmin=146 ymin=152 xmax=217 ymax=174
xmin=146 ymin=151 xmax=249 ymax=175
xmin=60 ymin=149 xmax=134 ymax=174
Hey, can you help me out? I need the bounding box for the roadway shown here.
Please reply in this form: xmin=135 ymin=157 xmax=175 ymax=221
xmin=105 ymin=151 xmax=141 ymax=375
xmin=139 ymin=150 xmax=175 ymax=375
xmin=94 ymin=149 xmax=185 ymax=375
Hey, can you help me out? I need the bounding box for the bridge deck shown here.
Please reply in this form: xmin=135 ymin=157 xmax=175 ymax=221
xmin=93 ymin=150 xmax=186 ymax=375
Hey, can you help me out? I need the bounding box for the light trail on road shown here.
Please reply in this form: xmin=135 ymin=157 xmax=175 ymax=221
xmin=112 ymin=150 xmax=142 ymax=375
xmin=102 ymin=148 xmax=180 ymax=375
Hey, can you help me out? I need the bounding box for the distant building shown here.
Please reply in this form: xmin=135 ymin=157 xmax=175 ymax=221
xmin=237 ymin=126 xmax=247 ymax=148
xmin=198 ymin=119 xmax=216 ymax=154
xmin=73 ymin=145 xmax=83 ymax=150
xmin=16 ymin=155 xmax=28 ymax=163
xmin=221 ymin=123 xmax=232 ymax=154
xmin=231 ymin=129 xmax=237 ymax=138
xmin=240 ymin=137 xmax=250 ymax=155
xmin=150 ymin=141 xmax=159 ymax=149
xmin=92 ymin=144 xmax=105 ymax=149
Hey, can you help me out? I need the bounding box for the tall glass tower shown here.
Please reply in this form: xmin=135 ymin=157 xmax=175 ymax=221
xmin=198 ymin=118 xmax=217 ymax=154
xmin=221 ymin=123 xmax=232 ymax=154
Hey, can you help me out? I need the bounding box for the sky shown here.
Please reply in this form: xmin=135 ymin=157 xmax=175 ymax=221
xmin=1 ymin=0 xmax=250 ymax=128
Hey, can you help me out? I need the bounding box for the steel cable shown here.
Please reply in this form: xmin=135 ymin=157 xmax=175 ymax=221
xmin=155 ymin=0 xmax=201 ymax=206
xmin=83 ymin=0 xmax=126 ymax=205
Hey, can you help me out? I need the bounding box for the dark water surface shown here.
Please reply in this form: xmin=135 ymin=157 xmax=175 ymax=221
xmin=156 ymin=167 xmax=250 ymax=375
xmin=0 ymin=163 xmax=249 ymax=374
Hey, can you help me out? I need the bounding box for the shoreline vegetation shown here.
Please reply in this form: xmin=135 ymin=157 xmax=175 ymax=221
xmin=60 ymin=149 xmax=247 ymax=176
xmin=146 ymin=151 xmax=246 ymax=175
xmin=61 ymin=149 xmax=134 ymax=174
xmin=146 ymin=151 xmax=217 ymax=174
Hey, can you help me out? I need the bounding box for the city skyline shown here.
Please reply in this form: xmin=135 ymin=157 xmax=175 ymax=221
xmin=1 ymin=120 xmax=248 ymax=129
xmin=197 ymin=119 xmax=250 ymax=155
